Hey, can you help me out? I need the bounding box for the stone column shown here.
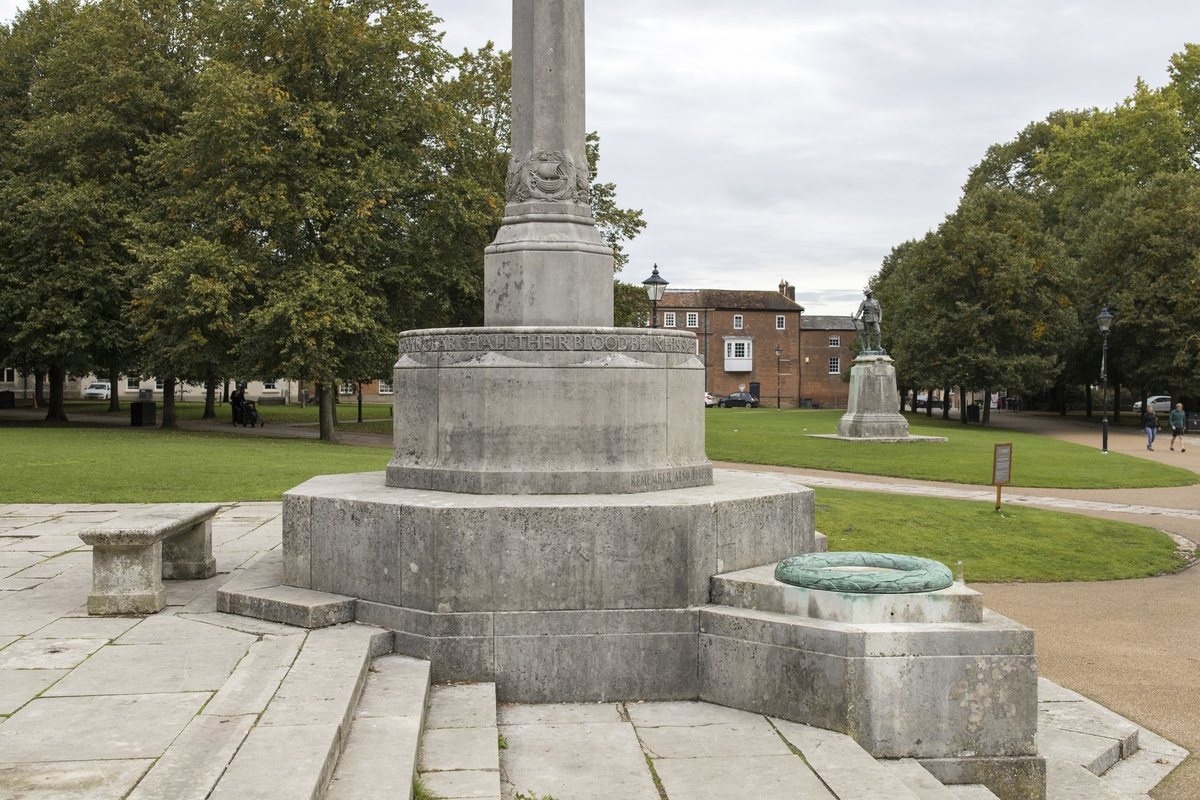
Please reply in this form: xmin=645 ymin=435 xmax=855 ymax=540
xmin=484 ymin=0 xmax=615 ymax=327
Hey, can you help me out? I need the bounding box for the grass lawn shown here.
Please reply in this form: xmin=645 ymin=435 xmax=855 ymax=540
xmin=0 ymin=427 xmax=390 ymax=503
xmin=707 ymin=409 xmax=1196 ymax=489
xmin=816 ymin=487 xmax=1184 ymax=582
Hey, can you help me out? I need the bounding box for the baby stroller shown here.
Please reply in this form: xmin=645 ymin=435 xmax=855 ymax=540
xmin=232 ymin=396 xmax=263 ymax=427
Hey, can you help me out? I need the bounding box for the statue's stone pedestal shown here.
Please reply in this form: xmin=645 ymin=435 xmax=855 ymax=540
xmin=837 ymin=354 xmax=910 ymax=438
xmin=281 ymin=469 xmax=816 ymax=701
xmin=705 ymin=564 xmax=1045 ymax=800
xmin=387 ymin=327 xmax=711 ymax=495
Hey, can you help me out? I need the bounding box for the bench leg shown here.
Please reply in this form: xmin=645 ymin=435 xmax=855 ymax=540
xmin=88 ymin=542 xmax=166 ymax=615
xmin=162 ymin=519 xmax=217 ymax=580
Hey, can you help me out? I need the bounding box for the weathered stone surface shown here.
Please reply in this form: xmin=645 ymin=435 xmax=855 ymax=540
xmin=637 ymin=720 xmax=791 ymax=759
xmin=770 ymin=719 xmax=923 ymax=800
xmin=651 ymin=755 xmax=835 ymax=800
xmin=917 ymin=756 xmax=1046 ymax=800
xmin=352 ymin=654 xmax=430 ymax=720
xmin=425 ymin=682 xmax=496 ymax=729
xmin=202 ymin=634 xmax=304 ymax=717
xmin=207 ymin=723 xmax=340 ymax=800
xmin=0 ymin=693 xmax=208 ymax=763
xmin=0 ymin=637 xmax=106 ymax=669
xmin=43 ymin=641 xmax=250 ymax=697
xmin=386 ymin=330 xmax=709 ymax=495
xmin=714 ymin=563 xmax=983 ymax=623
xmin=125 ymin=714 xmax=256 ymax=800
xmin=421 ymin=769 xmax=502 ymax=799
xmin=878 ymin=758 xmax=961 ymax=800
xmin=0 ymin=668 xmax=68 ymax=715
xmin=217 ymin=583 xmax=355 ymax=629
xmin=498 ymin=721 xmax=659 ymax=800
xmin=326 ymin=717 xmax=423 ymax=800
xmin=1043 ymin=759 xmax=1127 ymax=800
xmin=836 ymin=355 xmax=912 ymax=439
xmin=419 ymin=728 xmax=500 ymax=772
xmin=289 ymin=469 xmax=809 ymax=615
xmin=0 ymin=760 xmax=154 ymax=800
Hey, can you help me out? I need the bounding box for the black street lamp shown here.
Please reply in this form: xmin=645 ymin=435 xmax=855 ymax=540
xmin=642 ymin=265 xmax=668 ymax=328
xmin=1097 ymin=306 xmax=1114 ymax=454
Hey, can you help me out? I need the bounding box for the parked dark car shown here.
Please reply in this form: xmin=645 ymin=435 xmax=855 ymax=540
xmin=718 ymin=392 xmax=759 ymax=408
xmin=914 ymin=397 xmax=943 ymax=409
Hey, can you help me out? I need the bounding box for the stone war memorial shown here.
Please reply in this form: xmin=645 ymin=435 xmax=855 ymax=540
xmin=216 ymin=1 xmax=1041 ymax=797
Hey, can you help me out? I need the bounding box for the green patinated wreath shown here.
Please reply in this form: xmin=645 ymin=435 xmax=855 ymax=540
xmin=774 ymin=552 xmax=955 ymax=594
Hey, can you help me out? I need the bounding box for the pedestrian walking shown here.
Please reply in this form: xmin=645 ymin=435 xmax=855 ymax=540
xmin=1169 ymin=402 xmax=1187 ymax=452
xmin=1142 ymin=407 xmax=1160 ymax=451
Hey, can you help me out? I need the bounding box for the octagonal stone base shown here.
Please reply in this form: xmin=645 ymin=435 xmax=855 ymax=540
xmin=282 ymin=468 xmax=814 ymax=701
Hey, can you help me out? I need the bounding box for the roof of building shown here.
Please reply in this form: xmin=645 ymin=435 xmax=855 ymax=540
xmin=659 ymin=289 xmax=804 ymax=312
xmin=801 ymin=315 xmax=857 ymax=331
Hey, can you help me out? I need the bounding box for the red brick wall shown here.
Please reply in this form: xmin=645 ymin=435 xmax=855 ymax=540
xmin=799 ymin=329 xmax=855 ymax=409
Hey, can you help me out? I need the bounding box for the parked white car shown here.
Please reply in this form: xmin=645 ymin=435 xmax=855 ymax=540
xmin=82 ymin=381 xmax=111 ymax=400
xmin=1132 ymin=395 xmax=1172 ymax=413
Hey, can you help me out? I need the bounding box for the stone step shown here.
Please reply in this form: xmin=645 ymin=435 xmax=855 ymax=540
xmin=205 ymin=623 xmax=392 ymax=800
xmin=1046 ymin=758 xmax=1128 ymax=800
xmin=946 ymin=786 xmax=1003 ymax=800
xmin=879 ymin=758 xmax=966 ymax=799
xmin=217 ymin=549 xmax=355 ymax=629
xmin=326 ymin=654 xmax=432 ymax=800
xmin=418 ymin=683 xmax=502 ymax=800
xmin=1037 ymin=679 xmax=1138 ymax=776
xmin=1100 ymin=725 xmax=1189 ymax=798
xmin=769 ymin=717 xmax=923 ymax=800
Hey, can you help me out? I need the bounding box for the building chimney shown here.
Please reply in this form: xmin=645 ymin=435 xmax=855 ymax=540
xmin=787 ymin=285 xmax=796 ymax=301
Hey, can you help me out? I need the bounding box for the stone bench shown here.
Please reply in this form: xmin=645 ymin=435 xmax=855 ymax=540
xmin=78 ymin=503 xmax=220 ymax=615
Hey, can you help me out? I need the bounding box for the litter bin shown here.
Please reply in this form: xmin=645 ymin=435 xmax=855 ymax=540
xmin=0 ymin=390 xmax=14 ymax=409
xmin=1187 ymin=413 xmax=1200 ymax=433
xmin=966 ymin=402 xmax=981 ymax=423
xmin=131 ymin=400 xmax=156 ymax=427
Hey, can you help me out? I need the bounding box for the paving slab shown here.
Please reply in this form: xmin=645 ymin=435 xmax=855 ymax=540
xmin=770 ymin=718 xmax=922 ymax=800
xmin=421 ymin=769 xmax=502 ymax=799
xmin=497 ymin=702 xmax=623 ymax=726
xmin=946 ymin=786 xmax=1002 ymax=799
xmin=115 ymin=615 xmax=257 ymax=647
xmin=0 ymin=759 xmax=154 ymax=800
xmin=125 ymin=714 xmax=256 ymax=800
xmin=207 ymin=723 xmax=341 ymax=800
xmin=420 ymin=727 xmax=500 ymax=772
xmin=426 ymin=683 xmax=496 ymax=729
xmin=202 ymin=634 xmax=304 ymax=717
xmin=499 ymin=720 xmax=659 ymax=800
xmin=0 ymin=692 xmax=209 ymax=763
xmin=0 ymin=637 xmax=107 ymax=669
xmin=652 ymin=753 xmax=835 ymax=800
xmin=44 ymin=641 xmax=250 ymax=697
xmin=0 ymin=668 xmax=68 ymax=715
xmin=1038 ymin=724 xmax=1124 ymax=776
xmin=626 ymin=699 xmax=766 ymax=728
xmin=880 ymin=758 xmax=960 ymax=799
xmin=636 ymin=719 xmax=792 ymax=759
xmin=180 ymin=611 xmax=305 ymax=637
xmin=26 ymin=616 xmax=139 ymax=640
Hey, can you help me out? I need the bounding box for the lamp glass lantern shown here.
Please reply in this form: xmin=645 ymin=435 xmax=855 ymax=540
xmin=643 ymin=265 xmax=668 ymax=328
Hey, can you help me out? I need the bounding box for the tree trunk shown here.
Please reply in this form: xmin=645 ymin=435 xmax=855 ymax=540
xmin=222 ymin=378 xmax=230 ymax=404
xmin=981 ymin=387 xmax=992 ymax=427
xmin=107 ymin=363 xmax=121 ymax=412
xmin=45 ymin=365 xmax=68 ymax=421
xmin=34 ymin=370 xmax=45 ymax=408
xmin=925 ymin=388 xmax=933 ymax=417
xmin=959 ymin=386 xmax=968 ymax=424
xmin=204 ymin=370 xmax=217 ymax=419
xmin=162 ymin=376 xmax=177 ymax=428
xmin=898 ymin=388 xmax=908 ymax=412
xmin=1059 ymin=383 xmax=1067 ymax=416
xmin=1113 ymin=383 xmax=1121 ymax=423
xmin=318 ymin=382 xmax=339 ymax=443
xmin=1086 ymin=385 xmax=1092 ymax=418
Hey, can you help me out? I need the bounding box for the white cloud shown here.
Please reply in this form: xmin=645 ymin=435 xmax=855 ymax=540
xmin=5 ymin=0 xmax=1198 ymax=314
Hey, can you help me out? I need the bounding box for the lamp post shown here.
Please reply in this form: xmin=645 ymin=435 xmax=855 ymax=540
xmin=1098 ymin=306 xmax=1114 ymax=454
xmin=642 ymin=265 xmax=668 ymax=328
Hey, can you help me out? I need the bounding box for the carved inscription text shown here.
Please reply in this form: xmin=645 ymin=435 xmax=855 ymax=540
xmin=399 ymin=332 xmax=697 ymax=355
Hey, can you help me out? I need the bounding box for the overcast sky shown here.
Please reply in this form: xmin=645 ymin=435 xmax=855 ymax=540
xmin=4 ymin=0 xmax=1199 ymax=314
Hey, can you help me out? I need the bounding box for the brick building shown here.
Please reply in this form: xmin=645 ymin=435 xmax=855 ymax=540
xmin=657 ymin=282 xmax=804 ymax=407
xmin=799 ymin=316 xmax=857 ymax=409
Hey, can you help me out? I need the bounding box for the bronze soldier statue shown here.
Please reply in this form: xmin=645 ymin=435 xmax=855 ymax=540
xmin=854 ymin=289 xmax=883 ymax=353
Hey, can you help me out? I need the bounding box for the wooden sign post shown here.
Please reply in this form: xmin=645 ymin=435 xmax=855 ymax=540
xmin=992 ymin=443 xmax=1013 ymax=510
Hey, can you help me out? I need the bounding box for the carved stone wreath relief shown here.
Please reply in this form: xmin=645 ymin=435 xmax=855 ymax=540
xmin=507 ymin=149 xmax=590 ymax=203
